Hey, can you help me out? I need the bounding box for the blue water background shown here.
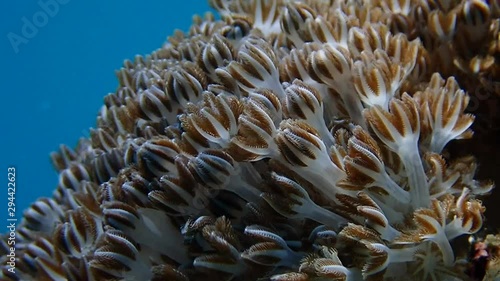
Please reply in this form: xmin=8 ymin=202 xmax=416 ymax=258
xmin=1 ymin=1 xmax=212 ymax=224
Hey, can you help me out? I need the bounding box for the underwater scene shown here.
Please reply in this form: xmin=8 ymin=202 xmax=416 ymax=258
xmin=2 ymin=0 xmax=500 ymax=280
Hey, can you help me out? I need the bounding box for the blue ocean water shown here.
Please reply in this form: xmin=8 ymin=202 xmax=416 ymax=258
xmin=1 ymin=1 xmax=212 ymax=224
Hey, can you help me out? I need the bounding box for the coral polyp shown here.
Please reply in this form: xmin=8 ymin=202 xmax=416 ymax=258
xmin=2 ymin=0 xmax=499 ymax=280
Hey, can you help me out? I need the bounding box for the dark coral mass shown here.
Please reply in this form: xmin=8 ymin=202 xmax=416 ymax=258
xmin=2 ymin=0 xmax=500 ymax=280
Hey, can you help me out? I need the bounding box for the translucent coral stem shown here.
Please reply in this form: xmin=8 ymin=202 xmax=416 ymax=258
xmin=302 ymin=166 xmax=344 ymax=202
xmin=300 ymin=200 xmax=348 ymax=231
xmin=381 ymin=225 xmax=402 ymax=242
xmin=350 ymin=160 xmax=410 ymax=205
xmin=388 ymin=244 xmax=420 ymax=263
xmin=400 ymin=145 xmax=429 ymax=209
xmin=377 ymin=172 xmax=410 ymax=204
xmin=193 ymin=256 xmax=247 ymax=276
xmin=419 ymin=213 xmax=455 ymax=267
xmin=369 ymin=195 xmax=407 ymax=225
xmin=284 ymin=156 xmax=345 ymax=203
xmin=338 ymin=83 xmax=367 ymax=129
xmin=314 ymin=119 xmax=336 ymax=149
xmin=444 ymin=219 xmax=468 ymax=240
xmin=276 ymin=249 xmax=304 ymax=267
xmin=427 ymin=232 xmax=455 ymax=267
xmin=134 ymin=208 xmax=190 ymax=264
xmin=227 ymin=179 xmax=262 ymax=203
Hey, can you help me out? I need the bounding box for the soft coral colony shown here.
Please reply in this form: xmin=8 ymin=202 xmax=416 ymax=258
xmin=2 ymin=0 xmax=500 ymax=280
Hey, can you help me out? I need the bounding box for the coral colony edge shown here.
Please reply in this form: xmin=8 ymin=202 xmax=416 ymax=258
xmin=2 ymin=0 xmax=500 ymax=280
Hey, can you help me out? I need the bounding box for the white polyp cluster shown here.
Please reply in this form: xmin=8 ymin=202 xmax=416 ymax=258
xmin=3 ymin=0 xmax=496 ymax=280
